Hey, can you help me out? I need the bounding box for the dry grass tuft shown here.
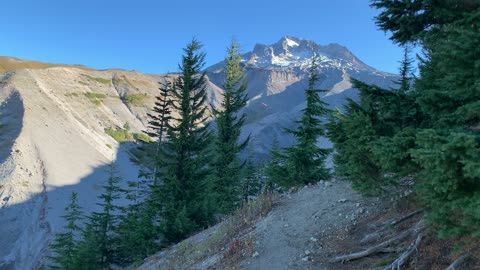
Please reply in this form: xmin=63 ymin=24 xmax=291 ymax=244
xmin=155 ymin=192 xmax=276 ymax=270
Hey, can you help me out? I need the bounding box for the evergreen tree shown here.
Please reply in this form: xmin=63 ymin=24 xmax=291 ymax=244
xmin=371 ymin=0 xmax=478 ymax=45
xmin=115 ymin=199 xmax=158 ymax=265
xmin=369 ymin=0 xmax=480 ymax=238
xmin=114 ymin=180 xmax=159 ymax=265
xmin=394 ymin=44 xmax=414 ymax=94
xmin=145 ymin=78 xmax=172 ymax=144
xmin=77 ymin=164 xmax=124 ymax=269
xmin=266 ymin=58 xmax=331 ymax=187
xmin=133 ymin=78 xmax=173 ymax=185
xmin=241 ymin=159 xmax=264 ymax=202
xmin=264 ymin=135 xmax=286 ymax=190
xmin=156 ymin=39 xmax=214 ymax=244
xmin=211 ymin=40 xmax=250 ymax=214
xmin=326 ymin=42 xmax=422 ymax=195
xmin=283 ymin=57 xmax=331 ymax=185
xmin=49 ymin=192 xmax=83 ymax=270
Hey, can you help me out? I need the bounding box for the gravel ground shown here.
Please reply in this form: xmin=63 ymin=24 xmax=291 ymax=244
xmin=240 ymin=179 xmax=382 ymax=270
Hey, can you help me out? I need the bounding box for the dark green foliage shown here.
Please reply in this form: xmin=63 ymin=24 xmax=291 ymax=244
xmin=143 ymin=79 xmax=172 ymax=185
xmin=327 ymin=42 xmax=421 ymax=195
xmin=76 ymin=164 xmax=124 ymax=269
xmin=370 ymin=0 xmax=479 ymax=44
xmin=264 ymin=135 xmax=286 ymax=189
xmin=327 ymin=109 xmax=385 ymax=195
xmin=411 ymin=9 xmax=480 ymax=238
xmin=241 ymin=159 xmax=265 ymax=202
xmin=145 ymin=79 xmax=172 ymax=143
xmin=156 ymin=39 xmax=214 ymax=244
xmin=350 ymin=1 xmax=480 ymax=239
xmin=414 ymin=10 xmax=480 ymax=129
xmin=394 ymin=44 xmax=414 ymax=94
xmin=211 ymin=40 xmax=250 ymax=214
xmin=266 ymin=58 xmax=331 ymax=187
xmin=115 ymin=191 xmax=159 ymax=265
xmin=412 ymin=129 xmax=480 ymax=238
xmin=49 ymin=192 xmax=83 ymax=269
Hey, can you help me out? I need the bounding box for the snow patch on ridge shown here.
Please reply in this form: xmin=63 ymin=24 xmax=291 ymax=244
xmin=285 ymin=38 xmax=299 ymax=47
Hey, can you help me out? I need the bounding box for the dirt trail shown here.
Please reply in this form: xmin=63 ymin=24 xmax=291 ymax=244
xmin=240 ymin=180 xmax=381 ymax=270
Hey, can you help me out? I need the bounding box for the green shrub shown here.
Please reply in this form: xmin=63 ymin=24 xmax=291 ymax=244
xmin=82 ymin=74 xmax=111 ymax=85
xmin=133 ymin=133 xmax=154 ymax=143
xmin=123 ymin=94 xmax=148 ymax=106
xmin=84 ymin=92 xmax=107 ymax=105
xmin=104 ymin=127 xmax=133 ymax=142
xmin=65 ymin=92 xmax=80 ymax=97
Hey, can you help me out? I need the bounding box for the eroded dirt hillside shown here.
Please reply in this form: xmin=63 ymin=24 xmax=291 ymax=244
xmin=0 ymin=67 xmax=222 ymax=269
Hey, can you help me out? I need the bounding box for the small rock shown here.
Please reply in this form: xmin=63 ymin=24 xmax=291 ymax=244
xmin=301 ymin=256 xmax=309 ymax=262
xmin=304 ymin=250 xmax=311 ymax=255
xmin=310 ymin=237 xmax=318 ymax=242
xmin=284 ymin=223 xmax=289 ymax=227
xmin=320 ymin=180 xmax=325 ymax=185
xmin=338 ymin=198 xmax=347 ymax=203
xmin=252 ymin=251 xmax=259 ymax=258
xmin=325 ymin=181 xmax=332 ymax=187
xmin=355 ymin=203 xmax=361 ymax=207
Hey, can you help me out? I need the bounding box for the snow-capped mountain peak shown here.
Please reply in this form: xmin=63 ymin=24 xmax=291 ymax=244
xmin=228 ymin=36 xmax=373 ymax=72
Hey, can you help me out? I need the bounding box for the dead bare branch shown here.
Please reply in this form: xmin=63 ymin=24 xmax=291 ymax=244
xmin=331 ymin=220 xmax=426 ymax=263
xmin=385 ymin=232 xmax=423 ymax=270
xmin=447 ymin=253 xmax=472 ymax=270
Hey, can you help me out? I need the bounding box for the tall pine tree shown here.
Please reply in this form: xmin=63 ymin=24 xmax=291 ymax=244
xmin=284 ymin=57 xmax=331 ymax=185
xmin=48 ymin=192 xmax=83 ymax=270
xmin=211 ymin=40 xmax=249 ymax=214
xmin=76 ymin=164 xmax=124 ymax=269
xmin=267 ymin=57 xmax=331 ymax=187
xmin=134 ymin=78 xmax=173 ymax=185
xmin=156 ymin=39 xmax=214 ymax=244
xmin=145 ymin=78 xmax=172 ymax=144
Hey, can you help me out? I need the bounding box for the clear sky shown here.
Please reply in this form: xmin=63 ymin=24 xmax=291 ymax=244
xmin=2 ymin=0 xmax=408 ymax=74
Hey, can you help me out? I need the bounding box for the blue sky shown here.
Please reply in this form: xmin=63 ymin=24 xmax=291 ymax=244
xmin=2 ymin=0 xmax=409 ymax=74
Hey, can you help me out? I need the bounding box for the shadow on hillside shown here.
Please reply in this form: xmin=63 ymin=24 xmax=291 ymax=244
xmin=0 ymin=91 xmax=24 ymax=166
xmin=0 ymin=141 xmax=144 ymax=269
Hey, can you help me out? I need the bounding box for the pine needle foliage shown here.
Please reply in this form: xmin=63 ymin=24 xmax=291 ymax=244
xmin=211 ymin=40 xmax=250 ymax=214
xmin=266 ymin=58 xmax=331 ymax=187
xmin=341 ymin=0 xmax=480 ymax=239
xmin=76 ymin=164 xmax=124 ymax=269
xmin=48 ymin=192 xmax=83 ymax=269
xmin=155 ymin=39 xmax=214 ymax=244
